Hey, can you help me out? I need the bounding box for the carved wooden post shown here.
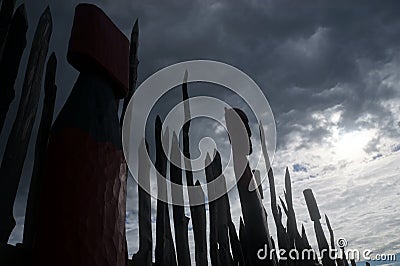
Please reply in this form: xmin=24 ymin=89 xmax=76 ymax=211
xmin=0 ymin=0 xmax=16 ymax=61
xmin=182 ymin=70 xmax=208 ymax=266
xmin=154 ymin=116 xmax=177 ymax=266
xmin=132 ymin=140 xmax=153 ymax=266
xmin=0 ymin=6 xmax=52 ymax=244
xmin=23 ymin=53 xmax=57 ymax=249
xmin=170 ymin=133 xmax=191 ymax=265
xmin=303 ymin=189 xmax=335 ymax=266
xmin=32 ymin=5 xmax=128 ymax=265
xmin=0 ymin=4 xmax=27 ymax=134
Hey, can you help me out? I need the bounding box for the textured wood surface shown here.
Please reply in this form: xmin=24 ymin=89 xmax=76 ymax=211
xmin=23 ymin=53 xmax=57 ymax=249
xmin=0 ymin=6 xmax=52 ymax=244
xmin=32 ymin=73 xmax=127 ymax=266
xmin=0 ymin=4 xmax=27 ymax=134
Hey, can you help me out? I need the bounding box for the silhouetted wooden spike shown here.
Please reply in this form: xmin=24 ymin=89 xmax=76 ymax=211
xmin=192 ymin=180 xmax=208 ymax=266
xmin=132 ymin=139 xmax=152 ymax=266
xmin=299 ymin=224 xmax=319 ymax=266
xmin=260 ymin=123 xmax=290 ymax=257
xmin=0 ymin=6 xmax=52 ymax=244
xmin=181 ymin=71 xmax=208 ymax=265
xmin=303 ymin=189 xmax=335 ymax=266
xmin=155 ymin=117 xmax=177 ymax=266
xmin=182 ymin=70 xmax=193 ymax=186
xmin=366 ymin=262 xmax=370 ymax=266
xmin=210 ymin=151 xmax=239 ymax=265
xmin=350 ymin=259 xmax=356 ymax=266
xmin=228 ymin=221 xmax=245 ymax=266
xmin=23 ymin=53 xmax=57 ymax=249
xmin=0 ymin=4 xmax=27 ymax=134
xmin=120 ymin=18 xmax=139 ymax=126
xmin=120 ymin=19 xmax=139 ymax=262
xmin=209 ymin=151 xmax=234 ymax=266
xmin=239 ymin=218 xmax=251 ymax=266
xmin=325 ymin=214 xmax=335 ymax=250
xmin=284 ymin=168 xmax=298 ymax=247
xmin=170 ymin=132 xmax=191 ymax=266
xmin=285 ymin=168 xmax=307 ymax=266
xmin=326 ymin=214 xmax=346 ymax=266
xmin=0 ymin=0 xmax=16 ymax=60
xmin=301 ymin=224 xmax=310 ymax=247
xmin=270 ymin=237 xmax=279 ymax=264
xmin=205 ymin=153 xmax=220 ymax=266
xmin=225 ymin=108 xmax=275 ymax=266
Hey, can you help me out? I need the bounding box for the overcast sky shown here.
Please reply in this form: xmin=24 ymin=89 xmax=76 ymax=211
xmin=1 ymin=0 xmax=400 ymax=262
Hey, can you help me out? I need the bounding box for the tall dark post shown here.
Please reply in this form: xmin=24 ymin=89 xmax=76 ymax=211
xmin=284 ymin=168 xmax=299 ymax=250
xmin=119 ymin=18 xmax=139 ymax=263
xmin=154 ymin=117 xmax=177 ymax=266
xmin=239 ymin=218 xmax=251 ymax=266
xmin=132 ymin=140 xmax=153 ymax=266
xmin=303 ymin=189 xmax=335 ymax=266
xmin=205 ymin=153 xmax=220 ymax=266
xmin=207 ymin=151 xmax=234 ymax=266
xmin=225 ymin=108 xmax=275 ymax=266
xmin=192 ymin=180 xmax=208 ymax=266
xmin=120 ymin=19 xmax=139 ymax=127
xmin=212 ymin=151 xmax=244 ymax=265
xmin=182 ymin=70 xmax=208 ymax=266
xmin=23 ymin=53 xmax=57 ymax=249
xmin=0 ymin=7 xmax=52 ymax=244
xmin=259 ymin=123 xmax=289 ymax=261
xmin=32 ymin=5 xmax=128 ymax=265
xmin=0 ymin=4 xmax=27 ymax=134
xmin=170 ymin=133 xmax=191 ymax=266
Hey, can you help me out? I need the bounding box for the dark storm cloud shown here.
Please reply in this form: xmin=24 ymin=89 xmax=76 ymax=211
xmin=103 ymin=0 xmax=400 ymax=150
xmin=15 ymin=0 xmax=400 ymax=151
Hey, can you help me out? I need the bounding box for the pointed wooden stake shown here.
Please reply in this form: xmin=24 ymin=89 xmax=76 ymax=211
xmin=0 ymin=4 xmax=27 ymax=134
xmin=170 ymin=132 xmax=191 ymax=266
xmin=0 ymin=6 xmax=52 ymax=244
xmin=120 ymin=19 xmax=139 ymax=126
xmin=132 ymin=139 xmax=152 ymax=266
xmin=23 ymin=53 xmax=57 ymax=249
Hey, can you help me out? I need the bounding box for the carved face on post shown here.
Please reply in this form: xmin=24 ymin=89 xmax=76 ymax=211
xmin=225 ymin=108 xmax=253 ymax=156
